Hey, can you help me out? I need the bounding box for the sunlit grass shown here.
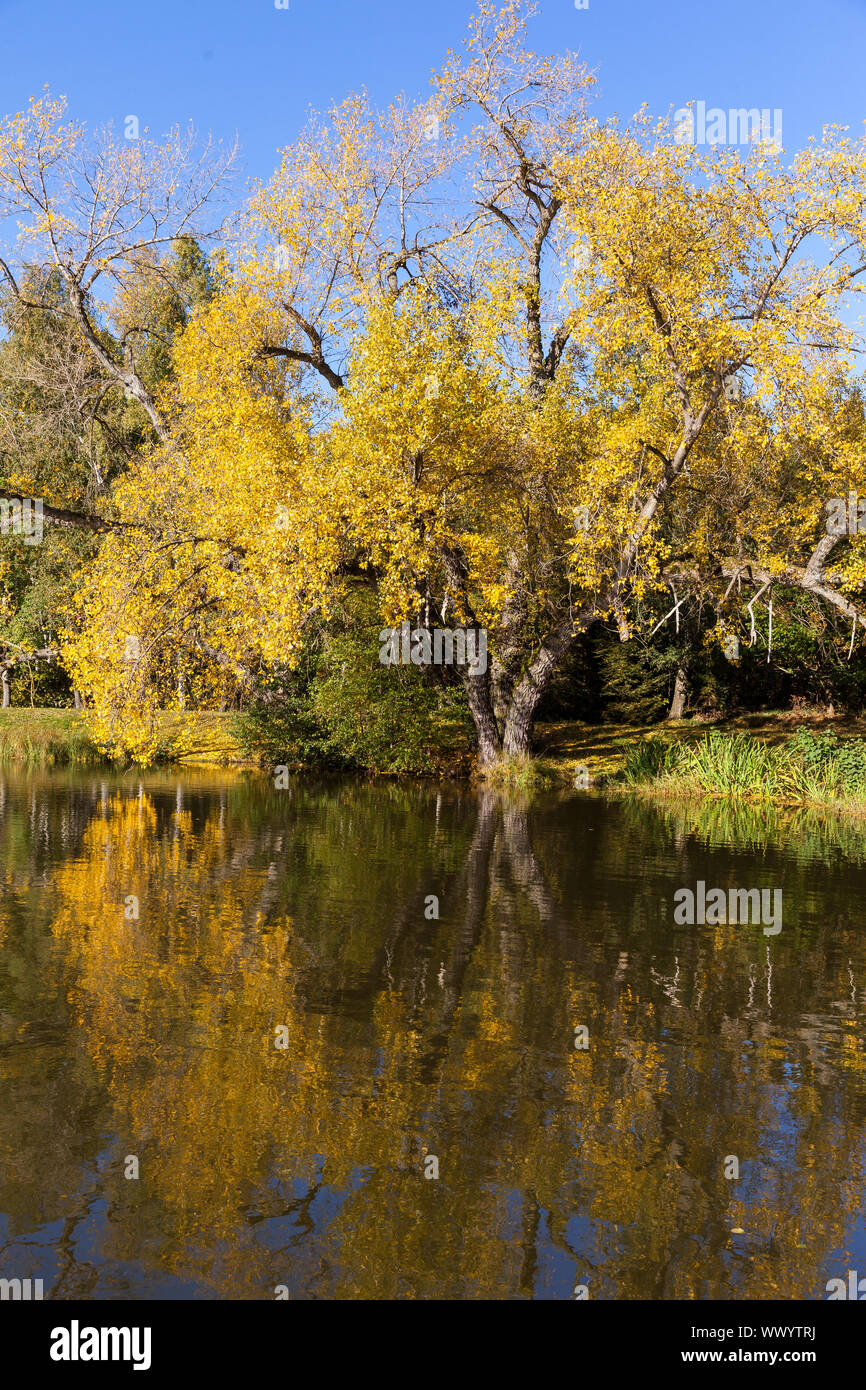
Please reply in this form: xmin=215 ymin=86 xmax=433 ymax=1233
xmin=0 ymin=709 xmax=250 ymax=767
xmin=0 ymin=710 xmax=102 ymax=766
xmin=483 ymin=753 xmax=554 ymax=790
xmin=613 ymin=726 xmax=866 ymax=811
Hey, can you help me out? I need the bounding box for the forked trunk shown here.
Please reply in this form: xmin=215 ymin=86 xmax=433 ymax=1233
xmin=502 ymin=612 xmax=579 ymax=757
xmin=466 ymin=612 xmax=582 ymax=766
xmin=463 ymin=667 xmax=502 ymax=766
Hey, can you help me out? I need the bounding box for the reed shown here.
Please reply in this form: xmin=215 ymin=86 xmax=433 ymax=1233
xmin=616 ymin=727 xmax=866 ymax=810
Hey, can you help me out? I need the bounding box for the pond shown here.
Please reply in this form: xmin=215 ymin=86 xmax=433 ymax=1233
xmin=1 ymin=770 xmax=864 ymax=1299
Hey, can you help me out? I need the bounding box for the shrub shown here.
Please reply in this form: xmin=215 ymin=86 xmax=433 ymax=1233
xmin=237 ymin=590 xmax=474 ymax=776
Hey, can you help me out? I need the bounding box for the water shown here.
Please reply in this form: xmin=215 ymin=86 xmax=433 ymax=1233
xmin=1 ymin=769 xmax=864 ymax=1300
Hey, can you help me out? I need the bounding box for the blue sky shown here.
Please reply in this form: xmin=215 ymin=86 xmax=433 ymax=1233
xmin=2 ymin=0 xmax=866 ymax=202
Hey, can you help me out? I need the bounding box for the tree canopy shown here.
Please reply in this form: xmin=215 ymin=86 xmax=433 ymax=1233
xmin=2 ymin=2 xmax=866 ymax=762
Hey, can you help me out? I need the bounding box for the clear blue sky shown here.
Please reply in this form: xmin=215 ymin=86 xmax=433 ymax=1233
xmin=2 ymin=0 xmax=866 ymax=199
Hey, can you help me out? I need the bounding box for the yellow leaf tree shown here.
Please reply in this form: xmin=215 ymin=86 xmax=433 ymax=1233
xmin=4 ymin=4 xmax=866 ymax=763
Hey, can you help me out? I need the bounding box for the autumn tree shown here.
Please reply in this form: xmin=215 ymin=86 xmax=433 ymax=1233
xmin=0 ymin=242 xmax=218 ymax=706
xmin=0 ymin=89 xmax=228 ymax=708
xmin=4 ymin=5 xmax=866 ymax=762
xmin=0 ymin=93 xmax=234 ymax=441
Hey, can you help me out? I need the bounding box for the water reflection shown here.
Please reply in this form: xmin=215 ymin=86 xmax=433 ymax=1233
xmin=0 ymin=771 xmax=864 ymax=1299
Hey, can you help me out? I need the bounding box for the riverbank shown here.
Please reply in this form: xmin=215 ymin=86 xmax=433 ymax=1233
xmin=534 ymin=711 xmax=866 ymax=813
xmin=5 ymin=708 xmax=866 ymax=815
xmin=0 ymin=709 xmax=251 ymax=767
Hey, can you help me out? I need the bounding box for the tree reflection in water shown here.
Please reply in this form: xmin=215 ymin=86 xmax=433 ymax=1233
xmin=0 ymin=770 xmax=864 ymax=1298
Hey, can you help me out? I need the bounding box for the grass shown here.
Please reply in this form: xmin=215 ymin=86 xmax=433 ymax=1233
xmin=533 ymin=711 xmax=866 ymax=812
xmin=0 ymin=709 xmax=103 ymax=766
xmin=482 ymin=753 xmax=554 ymax=791
xmin=535 ymin=710 xmax=866 ymax=771
xmin=611 ymin=725 xmax=866 ymax=811
xmin=0 ymin=709 xmax=251 ymax=768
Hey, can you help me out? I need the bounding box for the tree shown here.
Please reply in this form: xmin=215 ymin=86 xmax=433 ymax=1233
xmin=0 ymin=90 xmax=228 ymax=711
xmin=0 ymin=244 xmax=217 ymax=707
xmin=0 ymin=93 xmax=234 ymax=441
xmin=5 ymin=5 xmax=866 ymax=764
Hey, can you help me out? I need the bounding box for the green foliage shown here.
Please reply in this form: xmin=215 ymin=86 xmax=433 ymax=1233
xmin=236 ymin=657 xmax=334 ymax=768
xmin=615 ymin=726 xmax=866 ymax=807
xmin=237 ymin=591 xmax=475 ymax=775
xmin=1 ymin=529 xmax=95 ymax=705
xmin=619 ymin=735 xmax=678 ymax=784
xmin=787 ymin=726 xmax=866 ymax=793
xmin=116 ymin=239 xmax=216 ymax=390
xmin=598 ymin=635 xmax=681 ymax=724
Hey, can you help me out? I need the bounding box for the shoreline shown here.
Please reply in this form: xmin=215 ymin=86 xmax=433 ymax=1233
xmin=4 ymin=708 xmax=866 ymax=817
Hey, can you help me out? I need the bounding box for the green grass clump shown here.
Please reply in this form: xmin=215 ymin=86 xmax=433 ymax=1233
xmin=483 ymin=754 xmax=553 ymax=791
xmin=619 ymin=735 xmax=679 ymax=785
xmin=614 ymin=725 xmax=866 ymax=809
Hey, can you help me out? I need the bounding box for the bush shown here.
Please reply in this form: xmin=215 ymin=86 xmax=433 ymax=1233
xmin=237 ymin=590 xmax=475 ymax=776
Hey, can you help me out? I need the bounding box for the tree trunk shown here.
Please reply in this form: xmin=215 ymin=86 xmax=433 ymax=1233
xmin=667 ymin=663 xmax=689 ymax=720
xmin=1 ymin=667 xmax=10 ymax=708
xmin=502 ymin=611 xmax=581 ymax=757
xmin=73 ymin=688 xmax=83 ymax=710
xmin=502 ymin=693 xmax=536 ymax=757
xmin=462 ymin=667 xmax=502 ymax=766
